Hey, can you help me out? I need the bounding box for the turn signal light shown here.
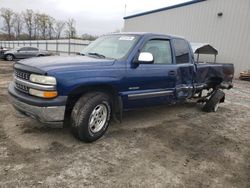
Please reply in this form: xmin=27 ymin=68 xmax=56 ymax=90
xmin=29 ymin=88 xmax=58 ymax=98
xmin=43 ymin=91 xmax=58 ymax=98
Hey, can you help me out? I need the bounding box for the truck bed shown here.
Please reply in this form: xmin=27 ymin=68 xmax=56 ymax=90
xmin=195 ymin=62 xmax=234 ymax=87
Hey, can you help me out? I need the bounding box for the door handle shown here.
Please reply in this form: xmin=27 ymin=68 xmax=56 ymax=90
xmin=168 ymin=70 xmax=176 ymax=76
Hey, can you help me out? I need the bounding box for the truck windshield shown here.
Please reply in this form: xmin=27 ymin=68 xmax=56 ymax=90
xmin=81 ymin=35 xmax=140 ymax=59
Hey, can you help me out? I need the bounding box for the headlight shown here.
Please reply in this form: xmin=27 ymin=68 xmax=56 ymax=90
xmin=30 ymin=74 xmax=57 ymax=85
xmin=29 ymin=88 xmax=58 ymax=98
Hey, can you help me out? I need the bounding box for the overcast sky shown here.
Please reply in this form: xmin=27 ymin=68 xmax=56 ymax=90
xmin=0 ymin=0 xmax=190 ymax=35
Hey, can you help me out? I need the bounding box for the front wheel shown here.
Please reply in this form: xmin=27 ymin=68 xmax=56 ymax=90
xmin=70 ymin=92 xmax=112 ymax=142
xmin=5 ymin=54 xmax=14 ymax=61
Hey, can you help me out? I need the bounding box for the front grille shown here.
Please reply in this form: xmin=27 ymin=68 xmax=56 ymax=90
xmin=14 ymin=69 xmax=30 ymax=80
xmin=15 ymin=82 xmax=29 ymax=93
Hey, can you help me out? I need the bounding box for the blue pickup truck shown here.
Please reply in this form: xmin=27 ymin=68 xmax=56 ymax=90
xmin=8 ymin=33 xmax=234 ymax=142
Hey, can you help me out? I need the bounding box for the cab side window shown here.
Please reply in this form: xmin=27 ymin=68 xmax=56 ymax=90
xmin=141 ymin=39 xmax=172 ymax=64
xmin=172 ymin=39 xmax=190 ymax=64
xmin=28 ymin=47 xmax=39 ymax=51
xmin=19 ymin=47 xmax=27 ymax=51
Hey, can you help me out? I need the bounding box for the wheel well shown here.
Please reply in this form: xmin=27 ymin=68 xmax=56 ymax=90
xmin=64 ymin=84 xmax=120 ymax=124
xmin=207 ymin=77 xmax=223 ymax=88
xmin=5 ymin=53 xmax=15 ymax=58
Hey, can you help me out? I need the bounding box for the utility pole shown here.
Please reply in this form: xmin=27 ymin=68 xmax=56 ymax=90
xmin=124 ymin=4 xmax=127 ymax=17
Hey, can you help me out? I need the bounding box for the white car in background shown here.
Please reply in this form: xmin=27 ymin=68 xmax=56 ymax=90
xmin=4 ymin=47 xmax=50 ymax=61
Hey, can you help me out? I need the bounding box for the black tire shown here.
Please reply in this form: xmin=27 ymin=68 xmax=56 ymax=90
xmin=5 ymin=54 xmax=14 ymax=61
xmin=202 ymin=90 xmax=225 ymax=112
xmin=70 ymin=92 xmax=112 ymax=142
xmin=38 ymin=54 xmax=44 ymax=57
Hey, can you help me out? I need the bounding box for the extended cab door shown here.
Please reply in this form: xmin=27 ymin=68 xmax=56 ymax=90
xmin=172 ymin=38 xmax=195 ymax=99
xmin=124 ymin=37 xmax=177 ymax=109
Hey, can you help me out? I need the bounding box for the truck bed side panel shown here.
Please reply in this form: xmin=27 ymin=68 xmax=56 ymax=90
xmin=195 ymin=63 xmax=234 ymax=86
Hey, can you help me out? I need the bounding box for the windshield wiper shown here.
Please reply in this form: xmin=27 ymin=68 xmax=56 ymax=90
xmin=87 ymin=52 xmax=106 ymax=58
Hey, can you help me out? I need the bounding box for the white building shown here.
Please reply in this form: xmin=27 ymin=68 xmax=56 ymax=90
xmin=124 ymin=0 xmax=250 ymax=76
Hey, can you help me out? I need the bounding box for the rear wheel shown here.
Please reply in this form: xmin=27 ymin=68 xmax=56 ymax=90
xmin=5 ymin=54 xmax=14 ymax=61
xmin=70 ymin=92 xmax=112 ymax=142
xmin=202 ymin=90 xmax=225 ymax=112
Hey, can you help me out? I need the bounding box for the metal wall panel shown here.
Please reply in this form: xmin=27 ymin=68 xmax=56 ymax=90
xmin=124 ymin=0 xmax=250 ymax=76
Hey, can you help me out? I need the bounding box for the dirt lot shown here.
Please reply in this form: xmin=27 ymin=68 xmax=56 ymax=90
xmin=0 ymin=60 xmax=250 ymax=187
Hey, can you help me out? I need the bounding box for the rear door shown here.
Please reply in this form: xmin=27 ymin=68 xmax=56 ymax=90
xmin=124 ymin=37 xmax=177 ymax=109
xmin=15 ymin=47 xmax=28 ymax=59
xmin=27 ymin=47 xmax=39 ymax=57
xmin=172 ymin=38 xmax=195 ymax=99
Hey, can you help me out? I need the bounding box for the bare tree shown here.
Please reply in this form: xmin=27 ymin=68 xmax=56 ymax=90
xmin=12 ymin=13 xmax=23 ymax=39
xmin=37 ymin=13 xmax=49 ymax=39
xmin=65 ymin=18 xmax=76 ymax=38
xmin=0 ymin=8 xmax=14 ymax=39
xmin=47 ymin=16 xmax=55 ymax=39
xmin=0 ymin=7 xmax=77 ymax=40
xmin=54 ymin=20 xmax=65 ymax=39
xmin=23 ymin=9 xmax=34 ymax=39
xmin=82 ymin=33 xmax=97 ymax=41
xmin=33 ymin=12 xmax=40 ymax=39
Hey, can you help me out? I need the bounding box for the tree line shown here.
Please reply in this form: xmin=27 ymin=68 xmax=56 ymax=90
xmin=0 ymin=8 xmax=77 ymax=40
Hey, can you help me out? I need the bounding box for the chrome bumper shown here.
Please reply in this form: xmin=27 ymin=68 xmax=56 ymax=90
xmin=9 ymin=94 xmax=65 ymax=124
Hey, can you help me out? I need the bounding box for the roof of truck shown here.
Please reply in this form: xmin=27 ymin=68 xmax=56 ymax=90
xmin=112 ymin=32 xmax=185 ymax=39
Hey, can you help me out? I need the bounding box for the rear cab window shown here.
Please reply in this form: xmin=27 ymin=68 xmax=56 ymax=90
xmin=172 ymin=38 xmax=190 ymax=64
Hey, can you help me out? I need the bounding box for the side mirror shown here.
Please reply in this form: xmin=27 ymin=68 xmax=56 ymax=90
xmin=137 ymin=52 xmax=154 ymax=64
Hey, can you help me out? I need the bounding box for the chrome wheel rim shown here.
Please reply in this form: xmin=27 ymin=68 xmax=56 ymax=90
xmin=6 ymin=55 xmax=13 ymax=61
xmin=88 ymin=104 xmax=108 ymax=133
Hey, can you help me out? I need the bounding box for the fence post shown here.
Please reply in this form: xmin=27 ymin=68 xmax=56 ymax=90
xmin=46 ymin=40 xmax=48 ymax=51
xmin=56 ymin=39 xmax=58 ymax=54
xmin=68 ymin=38 xmax=71 ymax=55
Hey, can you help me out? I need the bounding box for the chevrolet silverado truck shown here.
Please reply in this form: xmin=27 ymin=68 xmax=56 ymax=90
xmin=8 ymin=33 xmax=234 ymax=142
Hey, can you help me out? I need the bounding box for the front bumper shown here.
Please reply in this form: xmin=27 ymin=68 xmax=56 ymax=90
xmin=8 ymin=82 xmax=67 ymax=124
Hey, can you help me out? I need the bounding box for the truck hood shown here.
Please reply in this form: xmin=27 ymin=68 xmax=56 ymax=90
xmin=17 ymin=55 xmax=115 ymax=72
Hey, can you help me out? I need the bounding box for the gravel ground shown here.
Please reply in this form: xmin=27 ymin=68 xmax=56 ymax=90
xmin=0 ymin=60 xmax=249 ymax=187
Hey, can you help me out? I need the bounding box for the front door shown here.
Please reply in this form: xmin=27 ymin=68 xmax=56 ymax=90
xmin=124 ymin=38 xmax=177 ymax=109
xmin=27 ymin=47 xmax=39 ymax=57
